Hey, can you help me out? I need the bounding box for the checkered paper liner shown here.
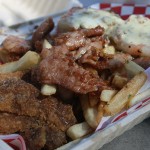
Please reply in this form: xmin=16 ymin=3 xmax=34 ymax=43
xmin=1 ymin=3 xmax=150 ymax=150
xmin=90 ymin=3 xmax=150 ymax=20
xmin=0 ymin=134 xmax=26 ymax=150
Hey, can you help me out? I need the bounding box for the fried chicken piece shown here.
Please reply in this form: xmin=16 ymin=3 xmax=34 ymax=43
xmin=32 ymin=17 xmax=54 ymax=52
xmin=0 ymin=74 xmax=40 ymax=117
xmin=0 ymin=72 xmax=76 ymax=149
xmin=21 ymin=127 xmax=47 ymax=150
xmin=41 ymin=98 xmax=76 ymax=131
xmin=0 ymin=36 xmax=32 ymax=63
xmin=0 ymin=72 xmax=76 ymax=130
xmin=44 ymin=125 xmax=67 ymax=150
xmin=0 ymin=113 xmax=41 ymax=133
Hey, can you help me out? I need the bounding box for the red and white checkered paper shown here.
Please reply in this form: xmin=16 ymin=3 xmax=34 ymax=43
xmin=0 ymin=134 xmax=26 ymax=150
xmin=1 ymin=3 xmax=150 ymax=150
xmin=90 ymin=3 xmax=150 ymax=20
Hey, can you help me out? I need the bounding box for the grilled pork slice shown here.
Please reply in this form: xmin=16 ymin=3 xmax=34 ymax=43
xmin=0 ymin=35 xmax=32 ymax=63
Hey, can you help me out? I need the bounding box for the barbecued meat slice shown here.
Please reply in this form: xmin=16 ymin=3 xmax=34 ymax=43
xmin=54 ymin=26 xmax=104 ymax=50
xmin=0 ymin=72 xmax=76 ymax=131
xmin=0 ymin=35 xmax=32 ymax=62
xmin=22 ymin=125 xmax=67 ymax=150
xmin=32 ymin=17 xmax=54 ymax=52
xmin=20 ymin=127 xmax=47 ymax=150
xmin=35 ymin=47 xmax=103 ymax=94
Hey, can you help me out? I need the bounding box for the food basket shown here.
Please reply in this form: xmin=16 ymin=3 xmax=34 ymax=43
xmin=0 ymin=3 xmax=150 ymax=150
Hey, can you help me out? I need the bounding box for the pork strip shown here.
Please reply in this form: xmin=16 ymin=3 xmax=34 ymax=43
xmin=1 ymin=35 xmax=31 ymax=62
xmin=32 ymin=17 xmax=54 ymax=52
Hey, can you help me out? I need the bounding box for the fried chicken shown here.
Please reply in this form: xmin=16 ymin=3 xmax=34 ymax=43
xmin=0 ymin=72 xmax=76 ymax=150
xmin=0 ymin=113 xmax=41 ymax=133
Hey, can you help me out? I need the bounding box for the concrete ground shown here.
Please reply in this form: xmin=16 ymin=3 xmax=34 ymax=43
xmin=100 ymin=118 xmax=150 ymax=150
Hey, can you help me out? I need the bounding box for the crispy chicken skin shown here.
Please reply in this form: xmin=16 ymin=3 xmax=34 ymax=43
xmin=0 ymin=72 xmax=76 ymax=150
xmin=0 ymin=113 xmax=41 ymax=133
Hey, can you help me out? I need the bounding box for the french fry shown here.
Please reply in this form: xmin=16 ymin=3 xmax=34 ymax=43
xmin=41 ymin=84 xmax=56 ymax=96
xmin=88 ymin=93 xmax=99 ymax=107
xmin=80 ymin=95 xmax=98 ymax=129
xmin=0 ymin=51 xmax=40 ymax=73
xmin=104 ymin=72 xmax=147 ymax=116
xmin=125 ymin=60 xmax=144 ymax=77
xmin=96 ymin=102 xmax=105 ymax=123
xmin=112 ymin=74 xmax=128 ymax=89
xmin=43 ymin=39 xmax=52 ymax=49
xmin=100 ymin=90 xmax=118 ymax=102
xmin=67 ymin=122 xmax=93 ymax=140
xmin=128 ymin=88 xmax=150 ymax=107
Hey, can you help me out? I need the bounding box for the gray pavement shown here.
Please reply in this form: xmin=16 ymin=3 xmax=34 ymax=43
xmin=100 ymin=118 xmax=150 ymax=150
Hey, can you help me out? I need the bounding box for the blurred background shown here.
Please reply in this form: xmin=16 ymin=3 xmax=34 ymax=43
xmin=0 ymin=0 xmax=150 ymax=26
